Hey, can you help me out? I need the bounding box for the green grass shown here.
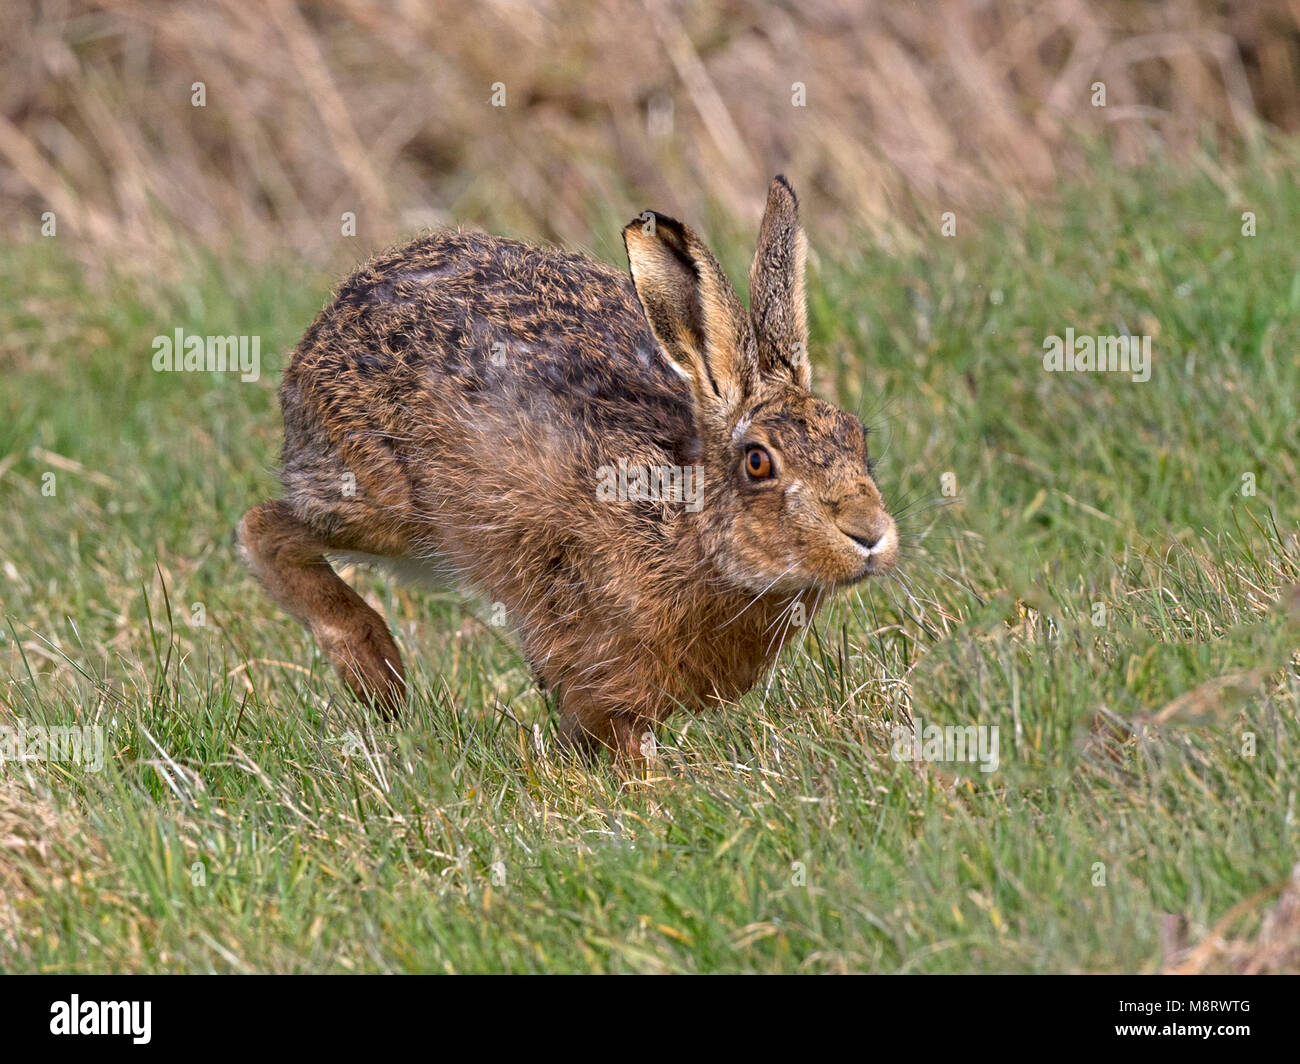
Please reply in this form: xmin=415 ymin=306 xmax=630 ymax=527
xmin=1 ymin=151 xmax=1298 ymax=973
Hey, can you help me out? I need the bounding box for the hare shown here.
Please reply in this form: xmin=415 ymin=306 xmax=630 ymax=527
xmin=238 ymin=176 xmax=898 ymax=762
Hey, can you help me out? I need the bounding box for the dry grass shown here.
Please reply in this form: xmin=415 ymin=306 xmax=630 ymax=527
xmin=1 ymin=0 xmax=1298 ymax=268
xmin=0 ymin=776 xmax=106 ymax=956
xmin=1163 ymin=862 xmax=1300 ymax=974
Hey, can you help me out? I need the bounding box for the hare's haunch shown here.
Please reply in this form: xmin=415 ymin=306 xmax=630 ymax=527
xmin=238 ymin=177 xmax=898 ymax=762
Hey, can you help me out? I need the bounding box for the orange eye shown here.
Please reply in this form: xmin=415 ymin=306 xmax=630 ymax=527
xmin=744 ymin=445 xmax=773 ymax=479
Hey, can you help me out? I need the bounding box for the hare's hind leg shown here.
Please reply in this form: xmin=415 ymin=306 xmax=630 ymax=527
xmin=237 ymin=500 xmax=407 ymax=714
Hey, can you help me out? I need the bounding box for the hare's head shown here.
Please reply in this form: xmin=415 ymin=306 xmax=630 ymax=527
xmin=623 ymin=176 xmax=897 ymax=595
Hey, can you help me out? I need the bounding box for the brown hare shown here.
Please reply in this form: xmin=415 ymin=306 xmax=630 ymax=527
xmin=238 ymin=176 xmax=898 ymax=763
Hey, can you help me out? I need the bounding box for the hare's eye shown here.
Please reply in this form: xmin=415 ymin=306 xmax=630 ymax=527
xmin=744 ymin=445 xmax=773 ymax=479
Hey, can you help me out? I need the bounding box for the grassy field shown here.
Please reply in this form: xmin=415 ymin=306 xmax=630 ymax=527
xmin=1 ymin=151 xmax=1298 ymax=974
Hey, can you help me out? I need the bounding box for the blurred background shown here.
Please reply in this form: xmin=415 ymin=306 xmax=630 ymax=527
xmin=2 ymin=0 xmax=1298 ymax=269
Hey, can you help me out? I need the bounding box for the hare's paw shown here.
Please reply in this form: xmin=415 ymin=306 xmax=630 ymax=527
xmin=557 ymin=708 xmax=657 ymax=770
xmin=317 ymin=616 xmax=407 ymax=718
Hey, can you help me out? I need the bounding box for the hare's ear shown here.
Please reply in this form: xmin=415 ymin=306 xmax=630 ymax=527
xmin=623 ymin=211 xmax=759 ymax=422
xmin=749 ymin=175 xmax=811 ymax=389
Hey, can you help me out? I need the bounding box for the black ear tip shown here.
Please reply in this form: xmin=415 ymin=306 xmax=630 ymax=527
xmin=623 ymin=210 xmax=687 ymax=241
xmin=772 ymin=174 xmax=798 ymax=206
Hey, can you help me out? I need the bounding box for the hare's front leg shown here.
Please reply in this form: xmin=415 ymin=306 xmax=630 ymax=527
xmin=556 ymin=698 xmax=657 ymax=767
xmin=237 ymin=500 xmax=406 ymax=715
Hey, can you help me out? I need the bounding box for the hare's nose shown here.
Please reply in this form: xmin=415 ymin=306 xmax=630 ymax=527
xmin=838 ymin=511 xmax=896 ymax=557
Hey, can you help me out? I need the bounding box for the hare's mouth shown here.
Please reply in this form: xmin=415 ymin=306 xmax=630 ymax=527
xmin=840 ymin=521 xmax=899 ymax=580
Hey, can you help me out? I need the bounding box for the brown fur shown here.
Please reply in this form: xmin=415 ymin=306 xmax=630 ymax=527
xmin=237 ymin=176 xmax=898 ymax=763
